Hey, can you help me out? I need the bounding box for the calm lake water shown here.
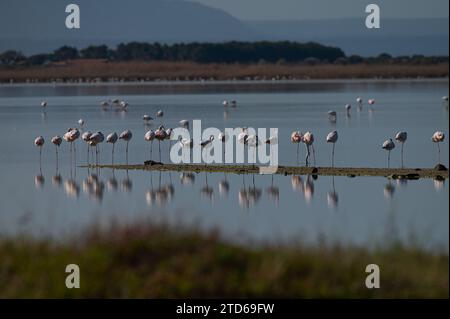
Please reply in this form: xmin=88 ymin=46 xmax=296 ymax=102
xmin=0 ymin=80 xmax=448 ymax=251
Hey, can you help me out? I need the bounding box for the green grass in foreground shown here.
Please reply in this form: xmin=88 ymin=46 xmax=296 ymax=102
xmin=0 ymin=223 xmax=447 ymax=298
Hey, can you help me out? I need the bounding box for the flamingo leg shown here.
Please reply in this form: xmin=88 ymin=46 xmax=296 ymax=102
xmin=332 ymin=143 xmax=335 ymax=167
xmin=126 ymin=141 xmax=129 ymax=164
xmin=438 ymin=143 xmax=441 ymax=164
xmin=312 ymin=145 xmax=316 ymax=165
xmin=112 ymin=143 xmax=115 ymax=165
xmin=388 ymin=150 xmax=391 ymax=168
xmin=401 ymin=143 xmax=404 ymax=168
xmin=159 ymin=140 xmax=161 ymax=162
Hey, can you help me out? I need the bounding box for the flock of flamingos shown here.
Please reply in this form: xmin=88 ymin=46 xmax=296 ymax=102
xmin=34 ymin=96 xmax=448 ymax=169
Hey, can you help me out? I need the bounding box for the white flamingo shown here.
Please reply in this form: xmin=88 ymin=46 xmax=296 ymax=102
xmin=89 ymin=132 xmax=104 ymax=164
xmin=431 ymin=131 xmax=445 ymax=164
xmin=41 ymin=101 xmax=47 ymax=107
xmin=218 ymin=131 xmax=228 ymax=158
xmin=246 ymin=134 xmax=259 ymax=166
xmin=119 ymin=130 xmax=133 ymax=162
xmin=143 ymin=114 xmax=153 ymax=123
xmin=155 ymin=125 xmax=167 ymax=162
xmin=78 ymin=118 xmax=84 ymax=127
xmin=200 ymin=135 xmax=214 ymax=166
xmin=382 ymin=138 xmax=395 ymax=168
xmin=156 ymin=110 xmax=164 ymax=118
xmin=106 ymin=132 xmax=118 ymax=164
xmin=34 ymin=136 xmax=45 ymax=164
xmin=345 ymin=104 xmax=351 ymax=115
xmin=51 ymin=135 xmax=62 ymax=167
xmin=326 ymin=130 xmax=338 ymax=167
xmin=81 ymin=131 xmax=92 ymax=163
xmin=144 ymin=130 xmax=155 ymax=160
xmin=302 ymin=132 xmax=315 ymax=166
xmin=395 ymin=131 xmax=407 ymax=167
xmin=291 ymin=131 xmax=303 ymax=163
xmin=356 ymin=97 xmax=363 ymax=110
xmin=63 ymin=128 xmax=80 ymax=156
xmin=328 ymin=110 xmax=337 ymax=122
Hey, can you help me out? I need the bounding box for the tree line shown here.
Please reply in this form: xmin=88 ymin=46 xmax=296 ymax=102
xmin=0 ymin=41 xmax=447 ymax=66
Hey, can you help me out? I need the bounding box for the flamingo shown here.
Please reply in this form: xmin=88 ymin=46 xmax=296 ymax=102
xmin=34 ymin=136 xmax=45 ymax=164
xmin=356 ymin=97 xmax=363 ymax=110
xmin=81 ymin=131 xmax=92 ymax=163
xmin=144 ymin=130 xmax=155 ymax=160
xmin=395 ymin=131 xmax=407 ymax=167
xmin=78 ymin=118 xmax=84 ymax=127
xmin=328 ymin=110 xmax=337 ymax=122
xmin=179 ymin=119 xmax=189 ymax=129
xmin=431 ymin=131 xmax=445 ymax=164
xmin=382 ymin=138 xmax=395 ymax=168
xmin=443 ymin=96 xmax=449 ymax=102
xmin=246 ymin=134 xmax=259 ymax=166
xmin=218 ymin=131 xmax=228 ymax=158
xmin=143 ymin=114 xmax=153 ymax=123
xmin=345 ymin=104 xmax=351 ymax=116
xmin=222 ymin=100 xmax=229 ymax=107
xmin=155 ymin=125 xmax=167 ymax=162
xmin=106 ymin=132 xmax=118 ymax=164
xmin=63 ymin=128 xmax=80 ymax=156
xmin=230 ymin=100 xmax=237 ymax=107
xmin=89 ymin=132 xmax=104 ymax=164
xmin=302 ymin=132 xmax=315 ymax=166
xmin=156 ymin=110 xmax=164 ymax=118
xmin=165 ymin=128 xmax=174 ymax=157
xmin=326 ymin=130 xmax=338 ymax=167
xmin=265 ymin=134 xmax=278 ymax=164
xmin=200 ymin=136 xmax=214 ymax=166
xmin=119 ymin=130 xmax=133 ymax=162
xmin=238 ymin=127 xmax=248 ymax=145
xmin=291 ymin=131 xmax=303 ymax=163
xmin=51 ymin=135 xmax=62 ymax=167
xmin=368 ymin=99 xmax=376 ymax=106
xmin=41 ymin=101 xmax=47 ymax=107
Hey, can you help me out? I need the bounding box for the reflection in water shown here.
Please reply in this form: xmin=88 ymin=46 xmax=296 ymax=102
xmin=34 ymin=174 xmax=45 ymax=189
xmin=52 ymin=174 xmax=62 ymax=188
xmin=146 ymin=171 xmax=175 ymax=207
xmin=122 ymin=170 xmax=133 ymax=193
xmin=180 ymin=172 xmax=195 ymax=185
xmin=64 ymin=179 xmax=80 ymax=198
xmin=291 ymin=175 xmax=304 ymax=193
xmin=434 ymin=177 xmax=445 ymax=191
xmin=383 ymin=181 xmax=396 ymax=199
xmin=83 ymin=174 xmax=105 ymax=202
xmin=327 ymin=176 xmax=339 ymax=209
xmin=107 ymin=169 xmax=118 ymax=191
xmin=239 ymin=174 xmax=262 ymax=209
xmin=304 ymin=175 xmax=315 ymax=204
xmin=219 ymin=173 xmax=229 ymax=196
xmin=201 ymin=172 xmax=214 ymax=202
xmin=266 ymin=175 xmax=279 ymax=206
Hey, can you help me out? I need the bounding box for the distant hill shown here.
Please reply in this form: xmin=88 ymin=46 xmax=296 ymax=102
xmin=246 ymin=18 xmax=449 ymax=56
xmin=0 ymin=0 xmax=258 ymax=54
xmin=0 ymin=0 xmax=448 ymax=56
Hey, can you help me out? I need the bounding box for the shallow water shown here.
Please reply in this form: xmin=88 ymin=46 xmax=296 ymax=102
xmin=0 ymin=80 xmax=448 ymax=251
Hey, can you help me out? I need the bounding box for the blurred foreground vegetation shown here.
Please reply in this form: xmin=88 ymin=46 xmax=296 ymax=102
xmin=0 ymin=222 xmax=447 ymax=298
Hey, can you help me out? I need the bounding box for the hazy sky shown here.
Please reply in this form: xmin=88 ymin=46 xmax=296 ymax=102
xmin=191 ymin=0 xmax=449 ymax=20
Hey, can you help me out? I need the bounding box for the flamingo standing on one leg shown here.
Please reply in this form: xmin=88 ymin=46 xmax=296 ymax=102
xmin=345 ymin=104 xmax=351 ymax=116
xmin=326 ymin=130 xmax=338 ymax=167
xmin=51 ymin=135 xmax=62 ymax=170
xmin=34 ymin=136 xmax=45 ymax=167
xmin=218 ymin=131 xmax=228 ymax=160
xmin=119 ymin=130 xmax=133 ymax=163
xmin=395 ymin=131 xmax=407 ymax=168
xmin=382 ymin=138 xmax=395 ymax=168
xmin=356 ymin=97 xmax=363 ymax=111
xmin=144 ymin=130 xmax=155 ymax=161
xmin=89 ymin=132 xmax=104 ymax=165
xmin=155 ymin=125 xmax=167 ymax=162
xmin=200 ymin=135 xmax=214 ymax=166
xmin=291 ymin=131 xmax=303 ymax=164
xmin=81 ymin=131 xmax=92 ymax=164
xmin=302 ymin=132 xmax=315 ymax=166
xmin=106 ymin=132 xmax=118 ymax=164
xmin=431 ymin=131 xmax=445 ymax=164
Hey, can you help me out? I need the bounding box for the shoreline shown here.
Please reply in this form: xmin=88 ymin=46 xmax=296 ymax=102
xmin=0 ymin=77 xmax=448 ymax=88
xmin=83 ymin=163 xmax=449 ymax=180
xmin=1 ymin=60 xmax=448 ymax=85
